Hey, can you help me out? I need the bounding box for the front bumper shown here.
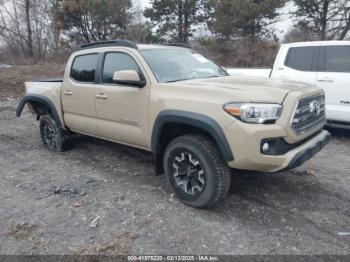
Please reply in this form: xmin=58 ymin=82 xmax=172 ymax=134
xmin=225 ymin=120 xmax=330 ymax=173
xmin=279 ymin=130 xmax=330 ymax=172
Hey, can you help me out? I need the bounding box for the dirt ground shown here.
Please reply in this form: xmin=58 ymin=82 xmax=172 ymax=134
xmin=0 ymin=66 xmax=349 ymax=255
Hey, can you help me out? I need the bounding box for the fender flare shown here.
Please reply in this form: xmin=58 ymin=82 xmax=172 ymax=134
xmin=16 ymin=94 xmax=62 ymax=127
xmin=151 ymin=110 xmax=234 ymax=162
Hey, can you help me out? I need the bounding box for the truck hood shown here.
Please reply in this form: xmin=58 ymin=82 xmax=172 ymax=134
xmin=162 ymin=75 xmax=311 ymax=103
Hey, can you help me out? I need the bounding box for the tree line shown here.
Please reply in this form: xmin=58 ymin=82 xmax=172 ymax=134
xmin=0 ymin=0 xmax=349 ymax=65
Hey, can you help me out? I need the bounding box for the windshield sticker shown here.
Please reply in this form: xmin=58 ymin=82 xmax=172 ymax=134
xmin=192 ymin=53 xmax=209 ymax=63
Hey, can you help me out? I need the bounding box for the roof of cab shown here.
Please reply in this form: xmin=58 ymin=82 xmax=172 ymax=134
xmin=79 ymin=39 xmax=189 ymax=51
xmin=72 ymin=40 xmax=191 ymax=56
xmin=282 ymin=40 xmax=350 ymax=47
xmin=137 ymin=44 xmax=187 ymax=50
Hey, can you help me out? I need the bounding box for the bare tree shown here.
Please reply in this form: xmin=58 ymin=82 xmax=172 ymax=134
xmin=293 ymin=0 xmax=350 ymax=40
xmin=24 ymin=0 xmax=33 ymax=57
xmin=0 ymin=0 xmax=59 ymax=62
xmin=0 ymin=0 xmax=28 ymax=56
xmin=283 ymin=26 xmax=320 ymax=43
xmin=126 ymin=0 xmax=152 ymax=43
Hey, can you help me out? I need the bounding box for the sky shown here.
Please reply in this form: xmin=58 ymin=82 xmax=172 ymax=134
xmin=138 ymin=0 xmax=151 ymax=8
xmin=134 ymin=0 xmax=295 ymax=40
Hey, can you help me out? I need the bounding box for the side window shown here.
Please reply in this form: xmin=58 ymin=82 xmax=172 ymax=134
xmin=70 ymin=53 xmax=98 ymax=82
xmin=284 ymin=46 xmax=317 ymax=71
xmin=102 ymin=53 xmax=142 ymax=84
xmin=324 ymin=46 xmax=350 ymax=73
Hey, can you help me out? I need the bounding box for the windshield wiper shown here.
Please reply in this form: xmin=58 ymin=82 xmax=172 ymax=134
xmin=202 ymin=75 xmax=222 ymax=79
xmin=164 ymin=75 xmax=224 ymax=83
xmin=164 ymin=78 xmax=191 ymax=83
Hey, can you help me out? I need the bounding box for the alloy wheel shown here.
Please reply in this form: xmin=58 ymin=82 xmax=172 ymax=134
xmin=172 ymin=152 xmax=206 ymax=195
xmin=43 ymin=123 xmax=57 ymax=149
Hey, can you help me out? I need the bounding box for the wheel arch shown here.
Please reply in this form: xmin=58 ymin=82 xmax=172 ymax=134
xmin=151 ymin=110 xmax=234 ymax=174
xmin=16 ymin=94 xmax=62 ymax=127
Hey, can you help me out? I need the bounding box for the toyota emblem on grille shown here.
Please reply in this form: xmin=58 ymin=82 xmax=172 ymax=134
xmin=309 ymin=101 xmax=321 ymax=115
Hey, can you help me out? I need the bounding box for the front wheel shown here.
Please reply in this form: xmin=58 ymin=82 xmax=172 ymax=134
xmin=40 ymin=114 xmax=69 ymax=152
xmin=163 ymin=134 xmax=231 ymax=208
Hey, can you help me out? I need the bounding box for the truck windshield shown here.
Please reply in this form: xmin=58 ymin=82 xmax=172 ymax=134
xmin=140 ymin=48 xmax=228 ymax=83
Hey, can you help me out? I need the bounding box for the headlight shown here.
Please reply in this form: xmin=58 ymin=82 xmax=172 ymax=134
xmin=224 ymin=103 xmax=283 ymax=124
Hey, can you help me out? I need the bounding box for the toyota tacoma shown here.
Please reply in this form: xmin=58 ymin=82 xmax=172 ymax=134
xmin=17 ymin=40 xmax=330 ymax=208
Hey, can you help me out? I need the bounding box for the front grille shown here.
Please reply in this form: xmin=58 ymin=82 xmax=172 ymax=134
xmin=291 ymin=94 xmax=326 ymax=135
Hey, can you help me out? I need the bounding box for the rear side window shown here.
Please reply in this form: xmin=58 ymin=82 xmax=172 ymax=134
xmin=70 ymin=53 xmax=98 ymax=82
xmin=324 ymin=46 xmax=350 ymax=73
xmin=102 ymin=52 xmax=142 ymax=84
xmin=284 ymin=46 xmax=317 ymax=71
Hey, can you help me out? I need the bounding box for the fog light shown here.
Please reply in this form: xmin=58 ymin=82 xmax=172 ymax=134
xmin=262 ymin=142 xmax=270 ymax=153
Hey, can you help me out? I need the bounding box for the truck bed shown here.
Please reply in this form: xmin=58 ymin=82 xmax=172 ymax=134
xmin=29 ymin=78 xmax=63 ymax=82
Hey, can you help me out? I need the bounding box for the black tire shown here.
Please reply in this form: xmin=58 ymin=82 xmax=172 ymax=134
xmin=163 ymin=134 xmax=231 ymax=208
xmin=39 ymin=114 xmax=69 ymax=152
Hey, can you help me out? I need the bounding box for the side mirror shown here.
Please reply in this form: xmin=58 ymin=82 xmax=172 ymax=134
xmin=112 ymin=70 xmax=146 ymax=88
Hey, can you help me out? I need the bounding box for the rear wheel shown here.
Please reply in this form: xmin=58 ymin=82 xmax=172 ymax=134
xmin=40 ymin=114 xmax=69 ymax=152
xmin=163 ymin=134 xmax=231 ymax=208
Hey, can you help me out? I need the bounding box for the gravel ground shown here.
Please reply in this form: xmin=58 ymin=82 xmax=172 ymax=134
xmin=0 ymin=100 xmax=349 ymax=256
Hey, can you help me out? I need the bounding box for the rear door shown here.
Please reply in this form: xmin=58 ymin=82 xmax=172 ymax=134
xmin=272 ymin=45 xmax=319 ymax=85
xmin=61 ymin=53 xmax=99 ymax=135
xmin=94 ymin=51 xmax=150 ymax=148
xmin=316 ymin=45 xmax=350 ymax=122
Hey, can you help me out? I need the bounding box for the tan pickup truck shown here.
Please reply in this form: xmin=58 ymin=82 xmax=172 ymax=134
xmin=17 ymin=40 xmax=330 ymax=208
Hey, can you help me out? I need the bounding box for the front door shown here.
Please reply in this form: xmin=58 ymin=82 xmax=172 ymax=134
xmin=272 ymin=45 xmax=319 ymax=85
xmin=95 ymin=51 xmax=150 ymax=148
xmin=316 ymin=45 xmax=350 ymax=122
xmin=61 ymin=53 xmax=99 ymax=135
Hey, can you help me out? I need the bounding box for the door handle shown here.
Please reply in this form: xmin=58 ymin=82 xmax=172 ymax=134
xmin=317 ymin=78 xmax=334 ymax=83
xmin=96 ymin=93 xmax=108 ymax=100
xmin=64 ymin=90 xmax=73 ymax=95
